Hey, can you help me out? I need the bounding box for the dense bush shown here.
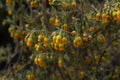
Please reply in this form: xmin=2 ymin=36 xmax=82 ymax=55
xmin=0 ymin=0 xmax=120 ymax=80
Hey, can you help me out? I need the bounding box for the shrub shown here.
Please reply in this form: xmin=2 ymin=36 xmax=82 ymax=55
xmin=0 ymin=0 xmax=120 ymax=80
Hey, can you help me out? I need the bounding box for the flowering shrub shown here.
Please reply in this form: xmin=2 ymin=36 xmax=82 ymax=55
xmin=0 ymin=0 xmax=120 ymax=80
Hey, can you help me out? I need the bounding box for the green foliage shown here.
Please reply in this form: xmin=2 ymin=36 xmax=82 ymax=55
xmin=0 ymin=0 xmax=120 ymax=80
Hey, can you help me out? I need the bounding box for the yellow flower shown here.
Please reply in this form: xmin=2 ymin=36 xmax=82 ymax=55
xmin=38 ymin=34 xmax=44 ymax=42
xmin=7 ymin=9 xmax=12 ymax=16
xmin=48 ymin=0 xmax=54 ymax=5
xmin=73 ymin=36 xmax=83 ymax=48
xmin=70 ymin=1 xmax=77 ymax=9
xmin=34 ymin=43 xmax=43 ymax=52
xmin=62 ymin=23 xmax=68 ymax=31
xmin=77 ymin=71 xmax=85 ymax=78
xmin=58 ymin=44 xmax=65 ymax=51
xmin=6 ymin=0 xmax=11 ymax=4
xmin=53 ymin=43 xmax=59 ymax=50
xmin=16 ymin=64 xmax=21 ymax=71
xmin=55 ymin=35 xmax=62 ymax=44
xmin=116 ymin=10 xmax=120 ymax=21
xmin=13 ymin=30 xmax=22 ymax=39
xmin=26 ymin=37 xmax=34 ymax=47
xmin=27 ymin=74 xmax=34 ymax=80
xmin=97 ymin=34 xmax=106 ymax=44
xmin=49 ymin=17 xmax=55 ymax=24
xmin=101 ymin=13 xmax=109 ymax=23
xmin=112 ymin=11 xmax=117 ymax=21
xmin=94 ymin=55 xmax=99 ymax=63
xmin=54 ymin=18 xmax=60 ymax=27
xmin=96 ymin=13 xmax=100 ymax=20
xmin=8 ymin=26 xmax=15 ymax=33
xmin=38 ymin=57 xmax=46 ymax=67
xmin=61 ymin=36 xmax=68 ymax=44
xmin=43 ymin=37 xmax=49 ymax=45
xmin=58 ymin=57 xmax=63 ymax=68
xmin=30 ymin=1 xmax=38 ymax=8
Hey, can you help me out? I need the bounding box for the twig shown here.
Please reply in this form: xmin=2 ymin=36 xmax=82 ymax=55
xmin=95 ymin=36 xmax=120 ymax=78
xmin=14 ymin=61 xmax=31 ymax=74
xmin=23 ymin=0 xmax=32 ymax=12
